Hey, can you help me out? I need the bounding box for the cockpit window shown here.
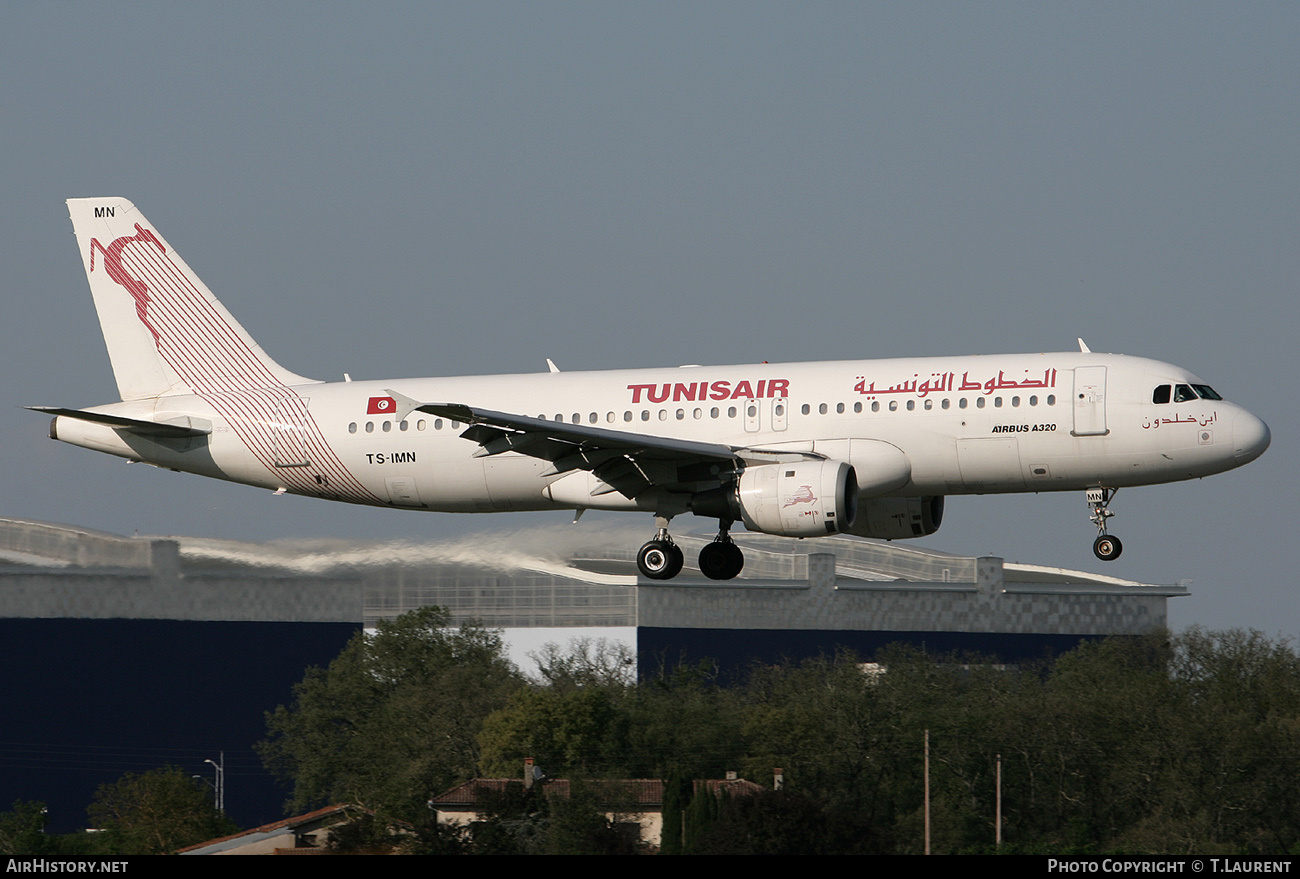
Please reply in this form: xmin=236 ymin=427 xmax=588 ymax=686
xmin=1173 ymin=384 xmax=1198 ymax=403
xmin=1192 ymin=384 xmax=1223 ymax=401
xmin=1152 ymin=385 xmax=1171 ymax=404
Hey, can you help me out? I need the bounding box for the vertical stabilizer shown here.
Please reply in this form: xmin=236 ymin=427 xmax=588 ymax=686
xmin=66 ymin=198 xmax=315 ymax=401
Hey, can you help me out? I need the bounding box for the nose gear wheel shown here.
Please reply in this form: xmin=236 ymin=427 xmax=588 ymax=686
xmin=1086 ymin=487 xmax=1123 ymax=561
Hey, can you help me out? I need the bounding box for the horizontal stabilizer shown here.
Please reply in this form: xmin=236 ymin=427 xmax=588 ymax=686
xmin=28 ymin=407 xmax=212 ymax=438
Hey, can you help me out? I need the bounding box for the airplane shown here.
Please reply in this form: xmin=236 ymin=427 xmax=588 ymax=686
xmin=33 ymin=197 xmax=1271 ymax=581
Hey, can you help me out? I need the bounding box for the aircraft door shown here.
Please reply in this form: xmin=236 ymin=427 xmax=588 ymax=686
xmin=1072 ymin=366 xmax=1109 ymax=436
xmin=772 ymin=397 xmax=788 ymax=431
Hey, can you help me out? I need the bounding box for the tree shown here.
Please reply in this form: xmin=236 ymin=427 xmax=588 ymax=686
xmin=86 ymin=767 xmax=237 ymax=855
xmin=0 ymin=800 xmax=52 ymax=856
xmin=259 ymin=607 xmax=524 ymax=821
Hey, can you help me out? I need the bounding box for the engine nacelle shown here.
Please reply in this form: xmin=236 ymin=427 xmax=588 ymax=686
xmin=732 ymin=460 xmax=858 ymax=537
xmin=845 ymin=496 xmax=944 ymax=540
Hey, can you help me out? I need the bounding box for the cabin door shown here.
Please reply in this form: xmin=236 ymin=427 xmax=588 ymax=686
xmin=1072 ymin=367 xmax=1109 ymax=436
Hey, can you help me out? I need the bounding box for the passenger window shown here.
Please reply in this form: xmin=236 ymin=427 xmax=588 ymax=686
xmin=906 ymin=400 xmax=915 ymax=411
xmin=819 ymin=403 xmax=828 ymax=415
xmin=1153 ymin=385 xmax=1171 ymax=404
xmin=889 ymin=401 xmax=898 ymax=411
xmin=801 ymin=404 xmax=811 ymax=415
xmin=348 ymin=422 xmax=357 ymax=434
xmin=365 ymin=422 xmax=374 ymax=433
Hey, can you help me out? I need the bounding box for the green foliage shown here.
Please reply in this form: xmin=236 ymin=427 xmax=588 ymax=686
xmin=259 ymin=607 xmax=524 ymax=821
xmin=86 ymin=767 xmax=237 ymax=855
xmin=682 ymin=780 xmax=719 ymax=853
xmin=479 ymin=686 xmax=630 ymax=778
xmin=0 ymin=800 xmax=51 ymax=856
xmin=624 ymin=662 xmax=745 ymax=780
xmin=658 ymin=771 xmax=690 ymax=855
xmin=324 ymin=810 xmax=403 ymax=854
xmin=693 ymin=789 xmax=859 ymax=855
xmin=260 ymin=619 xmax=1300 ymax=854
xmin=479 ymin=637 xmax=637 ymax=778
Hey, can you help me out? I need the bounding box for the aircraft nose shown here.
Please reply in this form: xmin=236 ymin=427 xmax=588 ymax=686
xmin=1232 ymin=410 xmax=1271 ymax=464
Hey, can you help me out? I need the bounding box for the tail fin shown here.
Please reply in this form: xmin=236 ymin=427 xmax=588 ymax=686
xmin=66 ymin=197 xmax=315 ymax=401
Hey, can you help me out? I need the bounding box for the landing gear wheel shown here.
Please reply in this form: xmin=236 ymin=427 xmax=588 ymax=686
xmin=1093 ymin=534 xmax=1123 ymax=561
xmin=699 ymin=541 xmax=744 ymax=581
xmin=638 ymin=540 xmax=684 ymax=580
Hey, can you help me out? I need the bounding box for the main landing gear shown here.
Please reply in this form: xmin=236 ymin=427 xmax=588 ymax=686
xmin=1086 ymin=487 xmax=1123 ymax=561
xmin=637 ymin=518 xmax=684 ymax=581
xmin=635 ymin=517 xmax=746 ymax=581
xmin=697 ymin=521 xmax=744 ymax=581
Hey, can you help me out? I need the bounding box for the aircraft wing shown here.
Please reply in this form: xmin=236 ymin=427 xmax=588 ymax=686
xmin=385 ymin=390 xmax=817 ymax=500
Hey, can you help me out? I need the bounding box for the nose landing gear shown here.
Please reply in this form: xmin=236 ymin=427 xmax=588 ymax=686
xmin=1087 ymin=487 xmax=1123 ymax=561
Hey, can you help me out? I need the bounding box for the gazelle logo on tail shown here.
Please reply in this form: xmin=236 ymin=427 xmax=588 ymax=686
xmin=89 ymin=224 xmax=164 ymax=343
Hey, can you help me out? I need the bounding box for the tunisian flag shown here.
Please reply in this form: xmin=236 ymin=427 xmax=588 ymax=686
xmin=367 ymin=396 xmax=397 ymax=415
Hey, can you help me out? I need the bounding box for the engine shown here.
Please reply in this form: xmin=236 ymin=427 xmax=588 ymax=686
xmin=727 ymin=460 xmax=859 ymax=537
xmin=845 ymin=495 xmax=944 ymax=540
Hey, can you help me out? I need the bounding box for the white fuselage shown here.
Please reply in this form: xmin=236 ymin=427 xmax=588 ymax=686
xmin=53 ymin=350 xmax=1269 ymax=518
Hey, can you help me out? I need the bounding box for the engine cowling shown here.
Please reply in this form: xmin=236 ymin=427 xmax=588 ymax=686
xmin=845 ymin=496 xmax=944 ymax=540
xmin=731 ymin=460 xmax=858 ymax=537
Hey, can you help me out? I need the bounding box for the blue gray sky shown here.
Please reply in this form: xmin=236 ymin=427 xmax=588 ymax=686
xmin=2 ymin=3 xmax=1295 ymax=634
